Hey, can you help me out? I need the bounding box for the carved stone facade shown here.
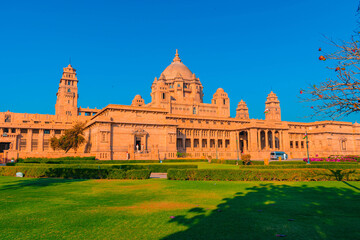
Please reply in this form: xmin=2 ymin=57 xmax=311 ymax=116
xmin=1 ymin=50 xmax=360 ymax=161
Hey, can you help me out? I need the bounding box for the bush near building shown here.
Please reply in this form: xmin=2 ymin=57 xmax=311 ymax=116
xmin=167 ymin=169 xmax=360 ymax=181
xmin=0 ymin=166 xmax=150 ymax=179
xmin=303 ymin=155 xmax=360 ymax=163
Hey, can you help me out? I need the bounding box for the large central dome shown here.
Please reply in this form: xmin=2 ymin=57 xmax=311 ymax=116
xmin=161 ymin=50 xmax=194 ymax=79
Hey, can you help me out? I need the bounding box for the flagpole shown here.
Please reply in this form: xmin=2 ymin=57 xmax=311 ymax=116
xmin=306 ymin=131 xmax=310 ymax=164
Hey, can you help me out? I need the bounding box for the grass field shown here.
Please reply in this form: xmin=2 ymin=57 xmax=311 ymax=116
xmin=0 ymin=177 xmax=359 ymax=240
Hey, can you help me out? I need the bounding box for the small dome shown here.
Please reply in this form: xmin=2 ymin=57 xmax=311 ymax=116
xmin=215 ymin=88 xmax=224 ymax=93
xmin=160 ymin=50 xmax=194 ymax=79
xmin=132 ymin=95 xmax=145 ymax=106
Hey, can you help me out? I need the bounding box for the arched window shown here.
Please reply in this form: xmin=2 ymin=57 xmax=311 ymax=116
xmin=67 ymin=89 xmax=71 ymax=92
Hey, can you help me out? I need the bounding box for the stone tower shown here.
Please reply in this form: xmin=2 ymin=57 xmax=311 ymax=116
xmin=236 ymin=100 xmax=249 ymax=119
xmin=265 ymin=91 xmax=281 ymax=121
xmin=55 ymin=64 xmax=79 ymax=116
xmin=212 ymin=88 xmax=230 ymax=117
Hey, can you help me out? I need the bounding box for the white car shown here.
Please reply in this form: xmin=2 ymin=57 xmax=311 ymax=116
xmin=270 ymin=151 xmax=288 ymax=160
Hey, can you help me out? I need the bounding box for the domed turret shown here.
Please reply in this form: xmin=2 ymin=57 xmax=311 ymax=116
xmin=265 ymin=91 xmax=281 ymax=121
xmin=150 ymin=50 xmax=203 ymax=105
xmin=131 ymin=95 xmax=145 ymax=107
xmin=212 ymin=88 xmax=230 ymax=117
xmin=161 ymin=49 xmax=194 ymax=79
xmin=236 ymin=100 xmax=249 ymax=119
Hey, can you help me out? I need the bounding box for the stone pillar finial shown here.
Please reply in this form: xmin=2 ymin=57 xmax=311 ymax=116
xmin=173 ymin=49 xmax=181 ymax=62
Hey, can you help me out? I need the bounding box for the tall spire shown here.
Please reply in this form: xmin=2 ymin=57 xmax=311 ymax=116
xmin=173 ymin=49 xmax=181 ymax=62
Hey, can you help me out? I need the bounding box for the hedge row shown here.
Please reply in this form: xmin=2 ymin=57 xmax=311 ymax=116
xmin=167 ymin=169 xmax=360 ymax=181
xmin=11 ymin=163 xmax=198 ymax=173
xmin=0 ymin=166 xmax=150 ymax=179
xmin=17 ymin=156 xmax=96 ymax=162
xmin=210 ymin=159 xmax=265 ymax=165
xmin=17 ymin=159 xmax=207 ymax=164
xmin=239 ymin=164 xmax=360 ymax=170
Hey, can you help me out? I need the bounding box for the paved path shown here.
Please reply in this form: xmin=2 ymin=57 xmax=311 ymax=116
xmin=150 ymin=173 xmax=167 ymax=179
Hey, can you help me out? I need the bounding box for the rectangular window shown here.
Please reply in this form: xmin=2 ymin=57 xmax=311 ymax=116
xmin=301 ymin=141 xmax=304 ymax=148
xmin=295 ymin=141 xmax=299 ymax=148
xmin=43 ymin=139 xmax=50 ymax=151
xmin=202 ymin=139 xmax=207 ymax=148
xmin=210 ymin=139 xmax=215 ymax=148
xmin=185 ymin=139 xmax=191 ymax=148
xmin=194 ymin=139 xmax=199 ymax=148
xmin=4 ymin=115 xmax=11 ymax=122
xmin=55 ymin=130 xmax=61 ymax=135
xmin=218 ymin=139 xmax=223 ymax=148
xmin=33 ymin=129 xmax=39 ymax=134
xmin=44 ymin=130 xmax=50 ymax=134
xmin=290 ymin=141 xmax=293 ymax=148
xmin=11 ymin=128 xmax=16 ymax=133
xmin=177 ymin=138 xmax=183 ymax=148
xmin=3 ymin=128 xmax=9 ymax=133
xmin=31 ymin=139 xmax=38 ymax=151
xmin=20 ymin=129 xmax=28 ymax=134
xmin=225 ymin=139 xmax=230 ymax=148
xmin=20 ymin=139 xmax=26 ymax=151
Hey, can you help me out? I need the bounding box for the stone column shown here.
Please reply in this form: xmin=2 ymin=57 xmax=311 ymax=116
xmin=26 ymin=129 xmax=32 ymax=152
xmin=191 ymin=129 xmax=194 ymax=151
xmin=207 ymin=130 xmax=210 ymax=151
xmin=39 ymin=129 xmax=44 ymax=152
xmin=265 ymin=130 xmax=268 ymax=150
xmin=182 ymin=131 xmax=185 ymax=151
xmin=272 ymin=130 xmax=275 ymax=150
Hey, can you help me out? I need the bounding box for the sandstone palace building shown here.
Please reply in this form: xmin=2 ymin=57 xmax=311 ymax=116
xmin=1 ymin=50 xmax=360 ymax=161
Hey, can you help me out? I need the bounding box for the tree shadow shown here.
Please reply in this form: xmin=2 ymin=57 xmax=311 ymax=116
xmin=0 ymin=177 xmax=86 ymax=191
xmin=162 ymin=183 xmax=360 ymax=240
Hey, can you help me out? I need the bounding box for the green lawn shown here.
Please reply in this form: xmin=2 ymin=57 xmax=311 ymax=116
xmin=0 ymin=177 xmax=359 ymax=240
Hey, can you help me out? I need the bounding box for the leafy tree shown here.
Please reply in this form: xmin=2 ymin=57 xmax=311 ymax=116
xmin=302 ymin=4 xmax=360 ymax=119
xmin=50 ymin=122 xmax=86 ymax=153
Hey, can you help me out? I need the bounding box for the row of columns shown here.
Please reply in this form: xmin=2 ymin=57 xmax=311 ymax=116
xmin=178 ymin=129 xmax=231 ymax=151
xmin=257 ymin=129 xmax=283 ymax=150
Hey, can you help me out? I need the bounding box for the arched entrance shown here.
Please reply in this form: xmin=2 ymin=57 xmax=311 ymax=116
xmin=260 ymin=130 xmax=266 ymax=150
xmin=268 ymin=131 xmax=273 ymax=149
xmin=239 ymin=131 xmax=248 ymax=153
xmin=132 ymin=129 xmax=148 ymax=153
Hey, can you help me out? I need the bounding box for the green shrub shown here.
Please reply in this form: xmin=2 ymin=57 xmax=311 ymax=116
xmin=14 ymin=163 xmax=198 ymax=173
xmin=18 ymin=159 xmax=207 ymax=164
xmin=111 ymin=164 xmax=197 ymax=173
xmin=17 ymin=156 xmax=96 ymax=163
xmin=167 ymin=169 xmax=360 ymax=181
xmin=270 ymin=161 xmax=306 ymax=165
xmin=0 ymin=166 xmax=150 ymax=179
xmin=210 ymin=159 xmax=264 ymax=165
xmin=239 ymin=164 xmax=360 ymax=170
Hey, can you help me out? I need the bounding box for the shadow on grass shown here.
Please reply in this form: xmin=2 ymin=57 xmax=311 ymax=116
xmin=163 ymin=183 xmax=360 ymax=240
xmin=0 ymin=178 xmax=86 ymax=191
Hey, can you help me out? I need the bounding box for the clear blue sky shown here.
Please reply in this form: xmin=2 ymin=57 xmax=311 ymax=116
xmin=1 ymin=0 xmax=359 ymax=122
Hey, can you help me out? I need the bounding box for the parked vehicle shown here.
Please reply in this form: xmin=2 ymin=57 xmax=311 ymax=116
xmin=270 ymin=151 xmax=288 ymax=160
